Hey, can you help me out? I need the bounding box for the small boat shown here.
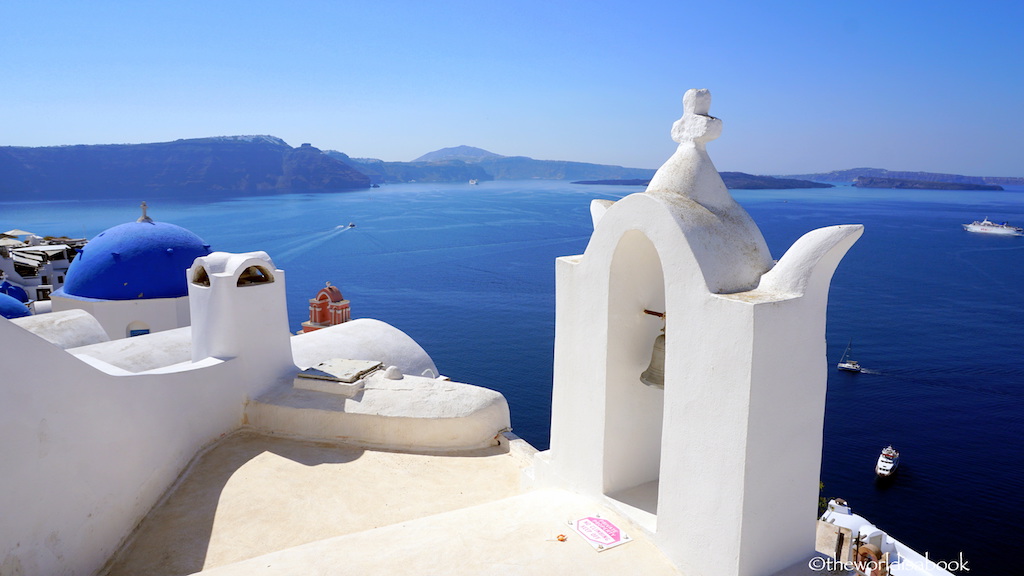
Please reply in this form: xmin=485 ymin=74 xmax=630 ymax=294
xmin=469 ymin=179 xmax=479 ymax=185
xmin=875 ymin=445 xmax=899 ymax=477
xmin=837 ymin=340 xmax=862 ymax=373
xmin=348 ymin=223 xmax=356 ymax=228
xmin=962 ymin=218 xmax=1023 ymax=236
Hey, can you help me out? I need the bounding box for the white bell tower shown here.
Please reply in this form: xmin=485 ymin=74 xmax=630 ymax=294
xmin=531 ymin=89 xmax=862 ymax=576
xmin=187 ymin=251 xmax=296 ymax=387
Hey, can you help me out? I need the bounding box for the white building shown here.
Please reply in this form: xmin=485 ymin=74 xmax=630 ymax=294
xmin=0 ymin=228 xmax=85 ymax=303
xmin=818 ymin=499 xmax=958 ymax=575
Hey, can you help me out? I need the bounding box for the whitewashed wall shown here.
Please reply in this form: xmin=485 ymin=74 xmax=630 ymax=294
xmin=50 ymin=293 xmax=190 ymax=340
xmin=0 ymin=319 xmax=246 ymax=576
xmin=0 ymin=251 xmax=297 ymax=575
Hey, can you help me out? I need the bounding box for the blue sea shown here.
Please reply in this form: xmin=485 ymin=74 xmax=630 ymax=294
xmin=3 ymin=181 xmax=1022 ymax=573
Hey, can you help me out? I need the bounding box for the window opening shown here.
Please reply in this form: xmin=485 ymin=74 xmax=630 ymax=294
xmin=192 ymin=266 xmax=210 ymax=287
xmin=127 ymin=320 xmax=151 ymax=338
xmin=237 ymin=265 xmax=274 ymax=286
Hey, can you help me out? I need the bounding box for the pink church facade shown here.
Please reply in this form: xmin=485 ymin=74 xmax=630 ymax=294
xmin=301 ymin=282 xmax=351 ymax=333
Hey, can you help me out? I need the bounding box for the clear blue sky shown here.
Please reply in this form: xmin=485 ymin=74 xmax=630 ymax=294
xmin=2 ymin=1 xmax=1022 ymax=175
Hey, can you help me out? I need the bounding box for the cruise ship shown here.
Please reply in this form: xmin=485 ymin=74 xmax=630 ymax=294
xmin=962 ymin=218 xmax=1024 ymax=236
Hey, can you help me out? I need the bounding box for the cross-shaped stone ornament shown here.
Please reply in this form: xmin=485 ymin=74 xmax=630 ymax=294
xmin=671 ymin=88 xmax=722 ymax=147
xmin=137 ymin=201 xmax=153 ymax=223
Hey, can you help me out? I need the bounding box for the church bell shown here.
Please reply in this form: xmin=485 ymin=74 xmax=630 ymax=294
xmin=640 ymin=326 xmax=666 ymax=389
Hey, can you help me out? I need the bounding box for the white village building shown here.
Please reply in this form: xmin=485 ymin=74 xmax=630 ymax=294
xmin=0 ymin=228 xmax=86 ymax=304
xmin=0 ymin=90 xmax=950 ymax=576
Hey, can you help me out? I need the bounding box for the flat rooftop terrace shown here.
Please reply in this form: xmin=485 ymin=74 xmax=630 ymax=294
xmin=102 ymin=431 xmax=683 ymax=576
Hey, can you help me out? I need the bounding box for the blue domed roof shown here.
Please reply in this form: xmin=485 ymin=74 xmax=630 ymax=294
xmin=0 ymin=280 xmax=29 ymax=303
xmin=62 ymin=220 xmax=212 ymax=301
xmin=0 ymin=292 xmax=30 ymax=319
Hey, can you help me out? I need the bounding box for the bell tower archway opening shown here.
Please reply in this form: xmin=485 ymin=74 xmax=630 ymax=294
xmin=602 ymin=230 xmax=667 ymax=531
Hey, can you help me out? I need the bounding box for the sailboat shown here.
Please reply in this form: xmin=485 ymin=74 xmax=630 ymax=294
xmin=837 ymin=340 xmax=862 ymax=373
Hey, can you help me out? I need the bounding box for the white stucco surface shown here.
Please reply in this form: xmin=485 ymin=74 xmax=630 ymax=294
xmin=249 ymin=369 xmax=510 ymax=451
xmin=643 ymin=88 xmax=773 ymax=294
xmin=50 ymin=291 xmax=191 ymax=340
xmin=102 ymin=432 xmax=531 ymax=575
xmin=187 ymin=251 xmax=297 ymax=389
xmin=192 ymin=488 xmax=684 ymax=576
xmin=27 ymin=313 xmax=438 ymax=378
xmin=101 ymin=431 xmax=680 ymax=576
xmin=67 ymin=326 xmax=193 ymax=373
xmin=0 ymin=318 xmax=248 ymax=576
xmin=291 ymin=318 xmax=439 ymax=378
xmin=754 ymin=224 xmax=865 ymax=299
xmin=10 ymin=308 xmax=109 ymax=349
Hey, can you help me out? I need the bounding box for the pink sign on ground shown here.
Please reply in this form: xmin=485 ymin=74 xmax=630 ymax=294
xmin=571 ymin=515 xmax=632 ymax=551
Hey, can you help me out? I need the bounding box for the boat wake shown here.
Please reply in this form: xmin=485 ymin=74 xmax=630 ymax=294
xmin=951 ymin=245 xmax=1024 ymax=298
xmin=274 ymin=225 xmax=353 ymax=261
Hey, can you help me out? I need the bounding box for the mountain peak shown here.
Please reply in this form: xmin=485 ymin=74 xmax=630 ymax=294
xmin=413 ymin=145 xmax=505 ymax=163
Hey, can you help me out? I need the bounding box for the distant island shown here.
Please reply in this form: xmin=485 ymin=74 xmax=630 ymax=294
xmin=2 ymin=138 xmax=1020 ymax=200
xmin=326 ymin=145 xmax=656 ymax=185
xmin=0 ymin=140 xmax=658 ymax=198
xmin=573 ymin=172 xmax=834 ymax=190
xmin=572 ymin=179 xmax=651 ymax=186
xmin=0 ymin=137 xmax=369 ymax=198
xmin=853 ymin=176 xmax=1004 ymax=191
xmin=780 ymin=167 xmax=1024 ymax=187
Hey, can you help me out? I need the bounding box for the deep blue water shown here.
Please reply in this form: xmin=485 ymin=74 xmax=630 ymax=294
xmin=3 ymin=181 xmax=1021 ymax=573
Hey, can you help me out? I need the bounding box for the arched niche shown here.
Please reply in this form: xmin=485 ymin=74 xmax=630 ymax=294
xmin=236 ymin=265 xmax=275 ymax=287
xmin=603 ymin=229 xmax=667 ymax=526
xmin=126 ymin=320 xmax=151 ymax=338
xmin=191 ymin=265 xmax=210 ymax=287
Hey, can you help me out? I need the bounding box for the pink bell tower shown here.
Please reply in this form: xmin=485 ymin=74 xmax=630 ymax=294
xmin=301 ymin=282 xmax=351 ymax=333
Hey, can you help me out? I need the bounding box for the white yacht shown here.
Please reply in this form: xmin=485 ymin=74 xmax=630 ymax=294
xmin=875 ymin=445 xmax=900 ymax=477
xmin=962 ymin=218 xmax=1024 ymax=236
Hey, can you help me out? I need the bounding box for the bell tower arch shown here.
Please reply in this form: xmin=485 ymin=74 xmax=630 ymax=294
xmin=603 ymin=231 xmax=666 ymax=522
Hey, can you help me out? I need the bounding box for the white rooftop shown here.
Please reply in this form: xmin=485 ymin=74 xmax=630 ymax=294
xmin=102 ymin=432 xmax=684 ymax=576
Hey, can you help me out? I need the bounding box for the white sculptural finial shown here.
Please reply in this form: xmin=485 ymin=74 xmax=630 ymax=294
xmin=671 ymin=88 xmax=722 ymax=147
xmin=137 ymin=201 xmax=153 ymax=223
xmin=640 ymin=88 xmax=773 ymax=292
